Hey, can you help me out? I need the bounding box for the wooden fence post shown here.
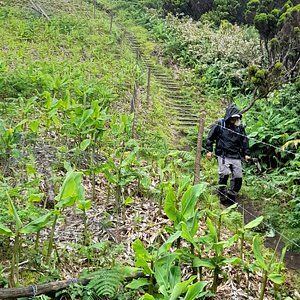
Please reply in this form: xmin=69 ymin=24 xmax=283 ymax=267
xmin=109 ymin=13 xmax=113 ymax=34
xmin=93 ymin=0 xmax=96 ymax=18
xmin=131 ymin=82 xmax=138 ymax=138
xmin=146 ymin=67 xmax=151 ymax=107
xmin=193 ymin=112 xmax=205 ymax=185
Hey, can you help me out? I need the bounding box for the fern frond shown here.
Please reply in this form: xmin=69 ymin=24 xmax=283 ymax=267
xmin=87 ymin=268 xmax=124 ymax=298
xmin=82 ymin=292 xmax=101 ymax=300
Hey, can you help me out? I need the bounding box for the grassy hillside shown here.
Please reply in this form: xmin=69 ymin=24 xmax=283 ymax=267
xmin=0 ymin=1 xmax=299 ymax=299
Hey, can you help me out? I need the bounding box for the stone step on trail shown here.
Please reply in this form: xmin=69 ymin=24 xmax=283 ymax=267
xmin=162 ymin=104 xmax=195 ymax=113
xmin=163 ymin=98 xmax=194 ymax=105
xmin=123 ymin=30 xmax=200 ymax=142
xmin=164 ymin=103 xmax=194 ymax=110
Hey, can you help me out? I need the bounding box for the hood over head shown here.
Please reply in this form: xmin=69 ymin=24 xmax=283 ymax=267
xmin=224 ymin=104 xmax=242 ymax=121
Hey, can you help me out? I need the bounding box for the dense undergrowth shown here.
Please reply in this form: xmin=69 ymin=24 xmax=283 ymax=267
xmin=0 ymin=0 xmax=299 ymax=300
xmin=98 ymin=0 xmax=300 ymax=252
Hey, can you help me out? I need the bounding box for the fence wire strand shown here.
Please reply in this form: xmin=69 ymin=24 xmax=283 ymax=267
xmin=213 ymin=123 xmax=299 ymax=157
xmin=202 ymin=141 xmax=300 ymax=250
xmin=214 ymin=188 xmax=300 ymax=250
xmin=202 ymin=146 xmax=299 ymax=202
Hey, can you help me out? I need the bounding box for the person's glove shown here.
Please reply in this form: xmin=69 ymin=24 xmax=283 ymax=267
xmin=207 ymin=152 xmax=213 ymax=161
xmin=245 ymin=155 xmax=251 ymax=162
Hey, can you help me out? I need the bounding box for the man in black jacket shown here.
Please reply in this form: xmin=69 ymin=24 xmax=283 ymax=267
xmin=206 ymin=105 xmax=250 ymax=204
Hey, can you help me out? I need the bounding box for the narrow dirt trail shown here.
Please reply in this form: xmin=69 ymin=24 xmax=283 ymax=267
xmin=120 ymin=7 xmax=300 ymax=274
xmin=237 ymin=198 xmax=300 ymax=273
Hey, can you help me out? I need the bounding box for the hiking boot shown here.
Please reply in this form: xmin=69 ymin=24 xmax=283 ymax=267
xmin=227 ymin=190 xmax=237 ymax=203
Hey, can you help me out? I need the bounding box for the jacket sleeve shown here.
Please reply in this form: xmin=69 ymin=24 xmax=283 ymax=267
xmin=206 ymin=122 xmax=219 ymax=152
xmin=241 ymin=126 xmax=250 ymax=156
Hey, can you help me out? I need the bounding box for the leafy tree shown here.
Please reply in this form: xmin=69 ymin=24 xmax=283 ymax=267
xmin=188 ymin=0 xmax=214 ymax=19
xmin=241 ymin=2 xmax=300 ymax=113
xmin=213 ymin=0 xmax=246 ymax=24
xmin=162 ymin=0 xmax=189 ymax=15
xmin=275 ymin=4 xmax=300 ymax=78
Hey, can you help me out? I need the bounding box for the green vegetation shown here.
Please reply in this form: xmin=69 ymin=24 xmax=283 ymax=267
xmin=0 ymin=0 xmax=299 ymax=299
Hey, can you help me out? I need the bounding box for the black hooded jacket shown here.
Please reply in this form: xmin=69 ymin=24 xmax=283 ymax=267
xmin=206 ymin=105 xmax=250 ymax=159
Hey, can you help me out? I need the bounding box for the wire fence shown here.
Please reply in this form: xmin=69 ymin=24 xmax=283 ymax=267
xmin=215 ymin=187 xmax=300 ymax=250
xmin=202 ymin=146 xmax=299 ymax=202
xmin=213 ymin=122 xmax=299 ymax=157
xmin=202 ymin=135 xmax=300 ymax=250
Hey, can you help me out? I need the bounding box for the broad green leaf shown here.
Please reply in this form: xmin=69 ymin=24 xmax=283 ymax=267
xmin=121 ymin=266 xmax=142 ymax=276
xmin=77 ymin=199 xmax=92 ymax=211
xmin=79 ymin=108 xmax=93 ymax=128
xmin=220 ymin=203 xmax=238 ymax=215
xmin=279 ymin=246 xmax=287 ymax=264
xmin=213 ymin=241 xmax=225 ymax=256
xmin=57 ymin=170 xmax=76 ymax=201
xmin=158 ymin=284 xmax=168 ymax=297
xmin=135 ymin=257 xmax=152 ymax=275
xmin=223 ymin=234 xmax=238 ymax=248
xmin=56 ymin=171 xmax=83 ymax=207
xmin=184 ymin=281 xmax=207 ymax=300
xmin=126 ymin=278 xmax=149 ymax=289
xmin=188 ymin=213 xmax=200 ymax=237
xmin=141 ymin=175 xmax=150 ymax=189
xmin=268 ymin=273 xmax=285 ymax=285
xmin=192 ymin=258 xmax=215 ymax=268
xmin=139 ymin=294 xmax=155 ymax=300
xmin=181 ymin=184 xmax=206 ymax=220
xmin=20 ymin=213 xmax=51 ymax=234
xmin=169 ymin=276 xmax=196 ymax=300
xmin=180 ymin=222 xmax=197 ymax=249
xmin=0 ymin=224 xmax=13 ymax=236
xmin=244 ymin=216 xmax=264 ymax=230
xmin=164 ymin=187 xmax=178 ymax=222
xmin=133 ymin=239 xmax=151 ymax=260
xmin=206 ymin=217 xmax=218 ymax=243
xmin=7 ymin=192 xmax=23 ymax=231
xmin=29 ymin=120 xmax=39 ymax=133
xmin=154 ymin=253 xmax=178 ymax=292
xmin=90 ymin=241 xmax=109 ymax=250
xmin=169 ymin=265 xmax=181 ymax=291
xmin=80 ymin=139 xmax=91 ymax=150
xmin=52 ymin=115 xmax=61 ymax=127
xmin=158 ymin=231 xmax=181 ymax=256
xmin=28 ymin=193 xmax=44 ymax=203
xmin=122 ymin=148 xmax=138 ymax=167
xmin=124 ymin=197 xmax=134 ymax=206
xmin=222 ymin=257 xmax=241 ymax=266
xmin=26 ymin=164 xmax=36 ymax=176
xmin=177 ymin=176 xmax=191 ymax=198
xmin=253 ymin=235 xmax=268 ymax=271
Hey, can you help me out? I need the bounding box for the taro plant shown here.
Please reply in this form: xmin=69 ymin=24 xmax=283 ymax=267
xmin=239 ymin=216 xmax=264 ymax=260
xmin=46 ymin=165 xmax=89 ymax=264
xmin=192 ymin=217 xmax=240 ymax=294
xmin=163 ymin=183 xmax=207 ymax=279
xmin=0 ymin=191 xmax=51 ymax=287
xmin=163 ymin=183 xmax=207 ymax=243
xmin=128 ymin=238 xmax=208 ymax=300
xmin=0 ymin=120 xmax=22 ymax=169
xmin=252 ymin=235 xmax=286 ymax=300
xmin=64 ymin=100 xmax=108 ymax=201
xmin=100 ymin=114 xmax=141 ymax=208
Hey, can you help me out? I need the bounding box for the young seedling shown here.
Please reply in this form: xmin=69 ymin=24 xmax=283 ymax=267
xmin=46 ymin=166 xmax=87 ymax=264
xmin=252 ymin=235 xmax=286 ymax=300
xmin=0 ymin=192 xmax=51 ymax=287
xmin=128 ymin=238 xmax=207 ymax=300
